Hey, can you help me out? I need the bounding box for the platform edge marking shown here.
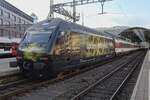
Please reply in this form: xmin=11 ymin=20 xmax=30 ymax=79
xmin=130 ymin=51 xmax=148 ymax=100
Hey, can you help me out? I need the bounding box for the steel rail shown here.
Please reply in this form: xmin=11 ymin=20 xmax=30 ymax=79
xmin=0 ymin=72 xmax=21 ymax=85
xmin=0 ymin=53 xmax=123 ymax=100
xmin=0 ymin=72 xmax=20 ymax=80
xmin=109 ymin=52 xmax=145 ymax=100
xmin=0 ymin=51 xmax=142 ymax=100
xmin=70 ymin=52 xmax=143 ymax=100
xmin=0 ymin=79 xmax=29 ymax=90
xmin=109 ymin=61 xmax=140 ymax=100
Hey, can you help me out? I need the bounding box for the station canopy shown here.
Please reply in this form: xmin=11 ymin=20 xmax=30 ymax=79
xmin=96 ymin=26 xmax=150 ymax=43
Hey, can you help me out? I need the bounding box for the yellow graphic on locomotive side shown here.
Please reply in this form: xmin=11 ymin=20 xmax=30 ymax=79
xmin=80 ymin=33 xmax=113 ymax=58
xmin=53 ymin=31 xmax=114 ymax=59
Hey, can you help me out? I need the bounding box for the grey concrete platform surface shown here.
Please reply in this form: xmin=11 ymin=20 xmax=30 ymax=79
xmin=130 ymin=50 xmax=150 ymax=100
xmin=0 ymin=58 xmax=19 ymax=76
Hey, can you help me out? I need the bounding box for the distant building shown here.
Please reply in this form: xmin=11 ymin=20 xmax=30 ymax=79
xmin=0 ymin=0 xmax=33 ymax=38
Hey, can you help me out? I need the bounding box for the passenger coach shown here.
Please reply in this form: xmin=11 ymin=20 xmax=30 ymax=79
xmin=0 ymin=37 xmax=12 ymax=56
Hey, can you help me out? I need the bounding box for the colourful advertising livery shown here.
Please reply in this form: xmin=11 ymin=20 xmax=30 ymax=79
xmin=10 ymin=18 xmax=141 ymax=78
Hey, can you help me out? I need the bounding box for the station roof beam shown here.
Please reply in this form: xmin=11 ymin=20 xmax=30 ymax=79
xmin=119 ymin=27 xmax=150 ymax=43
xmin=53 ymin=0 xmax=112 ymax=7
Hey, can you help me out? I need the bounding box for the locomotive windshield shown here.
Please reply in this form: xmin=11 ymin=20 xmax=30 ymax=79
xmin=23 ymin=31 xmax=52 ymax=43
xmin=19 ymin=30 xmax=53 ymax=53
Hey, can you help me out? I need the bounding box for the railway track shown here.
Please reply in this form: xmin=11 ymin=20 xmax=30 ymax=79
xmin=0 ymin=54 xmax=121 ymax=100
xmin=70 ymin=51 xmax=146 ymax=100
xmin=0 ymin=72 xmax=22 ymax=85
xmin=0 ymin=53 xmax=123 ymax=100
xmin=0 ymin=51 xmax=145 ymax=100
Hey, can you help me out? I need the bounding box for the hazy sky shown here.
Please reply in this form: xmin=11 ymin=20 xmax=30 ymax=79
xmin=6 ymin=0 xmax=150 ymax=28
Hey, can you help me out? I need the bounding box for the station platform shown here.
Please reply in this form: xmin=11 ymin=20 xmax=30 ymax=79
xmin=0 ymin=58 xmax=19 ymax=77
xmin=130 ymin=50 xmax=150 ymax=100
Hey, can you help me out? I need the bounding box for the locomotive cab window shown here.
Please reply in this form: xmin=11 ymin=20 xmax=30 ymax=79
xmin=23 ymin=31 xmax=52 ymax=43
xmin=19 ymin=30 xmax=53 ymax=53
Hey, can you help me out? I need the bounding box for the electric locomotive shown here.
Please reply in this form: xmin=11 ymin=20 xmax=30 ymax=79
xmin=10 ymin=18 xmax=116 ymax=78
xmin=10 ymin=18 xmax=141 ymax=78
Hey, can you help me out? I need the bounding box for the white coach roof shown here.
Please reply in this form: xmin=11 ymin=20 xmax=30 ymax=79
xmin=0 ymin=37 xmax=12 ymax=43
xmin=11 ymin=38 xmax=21 ymax=43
